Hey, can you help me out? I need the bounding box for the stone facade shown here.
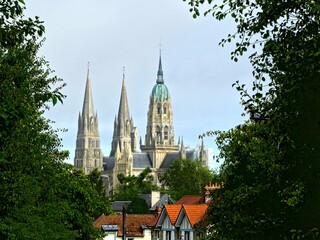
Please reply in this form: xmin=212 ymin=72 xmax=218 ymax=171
xmin=74 ymin=69 xmax=103 ymax=174
xmin=74 ymin=55 xmax=207 ymax=194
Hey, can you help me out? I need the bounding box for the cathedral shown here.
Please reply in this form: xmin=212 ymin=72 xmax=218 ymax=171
xmin=74 ymin=54 xmax=207 ymax=194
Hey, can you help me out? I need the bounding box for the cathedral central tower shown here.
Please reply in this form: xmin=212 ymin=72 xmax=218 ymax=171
xmin=141 ymin=55 xmax=179 ymax=168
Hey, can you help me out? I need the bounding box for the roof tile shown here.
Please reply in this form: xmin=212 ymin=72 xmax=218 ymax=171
xmin=164 ymin=205 xmax=182 ymax=225
xmin=183 ymin=204 xmax=208 ymax=227
xmin=176 ymin=195 xmax=204 ymax=205
xmin=94 ymin=214 xmax=157 ymax=237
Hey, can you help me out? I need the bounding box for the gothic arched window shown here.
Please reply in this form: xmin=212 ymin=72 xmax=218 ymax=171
xmin=156 ymin=126 xmax=161 ymax=143
xmin=163 ymin=104 xmax=167 ymax=114
xmin=157 ymin=104 xmax=161 ymax=114
xmin=164 ymin=126 xmax=169 ymax=140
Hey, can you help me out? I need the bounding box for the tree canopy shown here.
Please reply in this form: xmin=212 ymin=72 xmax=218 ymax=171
xmin=160 ymin=158 xmax=215 ymax=201
xmin=0 ymin=1 xmax=111 ymax=239
xmin=184 ymin=0 xmax=320 ymax=239
xmin=113 ymin=168 xmax=158 ymax=213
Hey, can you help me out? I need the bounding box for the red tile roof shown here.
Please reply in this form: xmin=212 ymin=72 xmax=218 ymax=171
xmin=94 ymin=214 xmax=157 ymax=237
xmin=182 ymin=204 xmax=208 ymax=227
xmin=175 ymin=195 xmax=204 ymax=205
xmin=164 ymin=204 xmax=182 ymax=225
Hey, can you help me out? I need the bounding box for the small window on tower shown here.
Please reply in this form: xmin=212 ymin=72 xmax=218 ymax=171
xmin=157 ymin=104 xmax=161 ymax=114
xmin=163 ymin=106 xmax=167 ymax=114
xmin=164 ymin=126 xmax=168 ymax=140
xmin=156 ymin=126 xmax=161 ymax=143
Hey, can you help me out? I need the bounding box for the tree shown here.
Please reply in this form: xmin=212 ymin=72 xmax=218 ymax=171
xmin=113 ymin=168 xmax=158 ymax=213
xmin=88 ymin=168 xmax=106 ymax=197
xmin=159 ymin=158 xmax=215 ymax=201
xmin=183 ymin=0 xmax=320 ymax=238
xmin=0 ymin=1 xmax=112 ymax=239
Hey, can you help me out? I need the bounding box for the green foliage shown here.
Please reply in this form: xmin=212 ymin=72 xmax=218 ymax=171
xmin=205 ymin=122 xmax=300 ymax=239
xmin=184 ymin=0 xmax=320 ymax=239
xmin=0 ymin=1 xmax=112 ymax=239
xmin=127 ymin=197 xmax=150 ymax=214
xmin=88 ymin=168 xmax=106 ymax=197
xmin=113 ymin=168 xmax=158 ymax=213
xmin=159 ymin=158 xmax=215 ymax=201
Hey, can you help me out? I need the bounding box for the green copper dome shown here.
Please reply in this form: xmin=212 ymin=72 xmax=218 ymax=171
xmin=151 ymin=83 xmax=169 ymax=101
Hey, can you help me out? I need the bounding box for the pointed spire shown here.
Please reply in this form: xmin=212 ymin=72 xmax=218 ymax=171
xmin=179 ymin=137 xmax=186 ymax=159
xmin=117 ymin=72 xmax=130 ymax=124
xmin=200 ymin=138 xmax=206 ymax=163
xmin=181 ymin=137 xmax=185 ymax=150
xmin=201 ymin=138 xmax=204 ymax=150
xmin=77 ymin=112 xmax=82 ymax=134
xmin=82 ymin=64 xmax=95 ymax=118
xmin=200 ymin=138 xmax=204 ymax=159
xmin=156 ymin=53 xmax=164 ymax=84
xmin=115 ymin=141 xmax=121 ymax=159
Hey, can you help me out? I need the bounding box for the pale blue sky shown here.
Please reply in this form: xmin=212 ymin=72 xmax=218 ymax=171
xmin=25 ymin=0 xmax=252 ymax=170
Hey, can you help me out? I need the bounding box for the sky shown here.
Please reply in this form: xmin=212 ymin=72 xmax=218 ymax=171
xmin=24 ymin=0 xmax=253 ymax=170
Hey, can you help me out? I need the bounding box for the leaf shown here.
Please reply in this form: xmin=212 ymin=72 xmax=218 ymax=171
xmin=52 ymin=96 xmax=57 ymax=106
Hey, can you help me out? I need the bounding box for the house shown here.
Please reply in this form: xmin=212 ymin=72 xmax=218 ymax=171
xmin=94 ymin=196 xmax=210 ymax=240
xmin=154 ymin=204 xmax=182 ymax=239
xmin=175 ymin=205 xmax=208 ymax=240
xmin=154 ymin=196 xmax=209 ymax=240
xmin=94 ymin=213 xmax=158 ymax=240
xmin=175 ymin=195 xmax=205 ymax=205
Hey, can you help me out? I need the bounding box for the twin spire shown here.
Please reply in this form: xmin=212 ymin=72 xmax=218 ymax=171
xmin=82 ymin=66 xmax=95 ymax=119
xmin=84 ymin=52 xmax=164 ymax=120
xmin=117 ymin=70 xmax=130 ymax=127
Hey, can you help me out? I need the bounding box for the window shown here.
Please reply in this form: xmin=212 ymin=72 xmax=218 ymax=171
xmin=163 ymin=104 xmax=167 ymax=114
xmin=185 ymin=232 xmax=190 ymax=240
xmin=157 ymin=104 xmax=161 ymax=114
xmin=166 ymin=231 xmax=172 ymax=240
xmin=164 ymin=126 xmax=168 ymax=140
xmin=156 ymin=126 xmax=161 ymax=143
xmin=155 ymin=230 xmax=160 ymax=240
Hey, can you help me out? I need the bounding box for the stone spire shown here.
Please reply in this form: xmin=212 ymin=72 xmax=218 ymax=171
xmin=82 ymin=68 xmax=95 ymax=119
xmin=199 ymin=138 xmax=207 ymax=165
xmin=117 ymin=74 xmax=130 ymax=133
xmin=74 ymin=66 xmax=103 ymax=174
xmin=110 ymin=72 xmax=138 ymax=156
xmin=179 ymin=137 xmax=186 ymax=159
xmin=156 ymin=54 xmax=164 ymax=84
